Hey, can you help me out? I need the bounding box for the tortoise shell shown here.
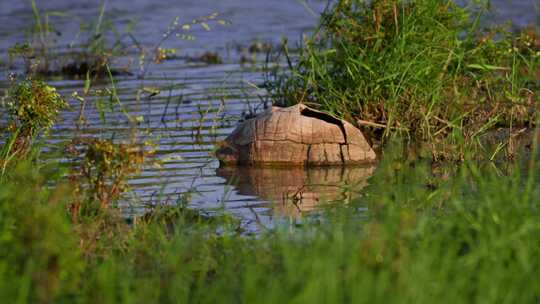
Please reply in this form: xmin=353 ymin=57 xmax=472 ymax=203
xmin=216 ymin=104 xmax=377 ymax=166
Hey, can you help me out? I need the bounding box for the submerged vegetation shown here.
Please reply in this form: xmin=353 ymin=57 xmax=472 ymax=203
xmin=1 ymin=0 xmax=540 ymax=303
xmin=270 ymin=0 xmax=539 ymax=159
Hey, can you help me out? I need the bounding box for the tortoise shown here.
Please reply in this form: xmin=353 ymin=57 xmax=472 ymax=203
xmin=215 ymin=104 xmax=377 ymax=166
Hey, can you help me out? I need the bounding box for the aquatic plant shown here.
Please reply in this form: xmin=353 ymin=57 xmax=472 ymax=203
xmin=269 ymin=0 xmax=539 ymax=160
xmin=8 ymin=1 xmax=230 ymax=80
xmin=153 ymin=47 xmax=178 ymax=64
xmin=137 ymin=12 xmax=229 ymax=76
xmin=69 ymin=139 xmax=149 ymax=217
xmin=8 ymin=0 xmax=136 ymax=78
xmin=0 ymin=78 xmax=67 ymax=175
xmin=3 ymin=78 xmax=66 ymax=136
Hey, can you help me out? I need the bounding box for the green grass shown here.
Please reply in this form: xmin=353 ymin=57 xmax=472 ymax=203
xmin=0 ymin=78 xmax=67 ymax=178
xmin=269 ymin=0 xmax=539 ymax=160
xmin=1 ymin=141 xmax=540 ymax=303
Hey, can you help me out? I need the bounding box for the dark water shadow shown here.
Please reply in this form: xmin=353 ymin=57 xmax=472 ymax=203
xmin=216 ymin=165 xmax=376 ymax=218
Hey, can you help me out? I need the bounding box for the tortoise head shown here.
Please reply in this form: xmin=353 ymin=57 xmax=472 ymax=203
xmin=215 ymin=141 xmax=240 ymax=165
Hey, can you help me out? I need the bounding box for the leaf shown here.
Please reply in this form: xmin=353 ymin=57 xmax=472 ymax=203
xmin=467 ymin=63 xmax=508 ymax=71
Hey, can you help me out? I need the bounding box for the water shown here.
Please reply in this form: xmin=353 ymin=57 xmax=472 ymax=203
xmin=0 ymin=0 xmax=538 ymax=228
xmin=488 ymin=0 xmax=539 ymax=29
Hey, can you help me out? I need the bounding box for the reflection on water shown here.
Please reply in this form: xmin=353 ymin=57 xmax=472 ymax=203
xmin=216 ymin=165 xmax=375 ymax=218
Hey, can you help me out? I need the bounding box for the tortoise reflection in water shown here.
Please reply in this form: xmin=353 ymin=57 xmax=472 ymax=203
xmin=216 ymin=165 xmax=375 ymax=218
xmin=216 ymin=104 xmax=377 ymax=166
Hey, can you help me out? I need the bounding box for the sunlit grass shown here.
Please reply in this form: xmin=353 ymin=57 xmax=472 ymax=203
xmin=268 ymin=0 xmax=539 ymax=160
xmin=2 ymin=142 xmax=540 ymax=302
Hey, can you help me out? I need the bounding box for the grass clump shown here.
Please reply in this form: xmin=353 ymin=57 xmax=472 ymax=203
xmin=0 ymin=78 xmax=67 ymax=175
xmin=0 ymin=163 xmax=83 ymax=303
xmin=270 ymin=0 xmax=539 ymax=159
xmin=69 ymin=139 xmax=148 ymax=216
xmin=3 ymin=78 xmax=67 ymax=137
xmin=2 ymin=146 xmax=540 ymax=303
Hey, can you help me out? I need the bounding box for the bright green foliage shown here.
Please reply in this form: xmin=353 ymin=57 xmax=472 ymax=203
xmin=0 ymin=79 xmax=67 ymax=177
xmin=271 ymin=0 xmax=539 ymax=159
xmin=2 ymin=148 xmax=540 ymax=303
xmin=4 ymin=79 xmax=67 ymax=137
xmin=0 ymin=163 xmax=82 ymax=303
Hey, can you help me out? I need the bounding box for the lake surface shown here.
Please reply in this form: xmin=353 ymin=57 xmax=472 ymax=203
xmin=0 ymin=0 xmax=538 ymax=229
